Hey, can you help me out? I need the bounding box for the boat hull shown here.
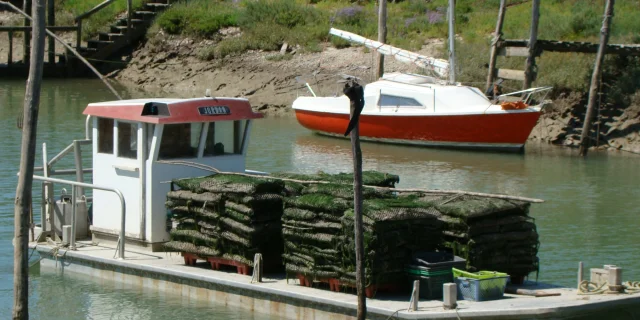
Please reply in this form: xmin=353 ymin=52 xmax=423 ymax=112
xmin=294 ymin=109 xmax=541 ymax=151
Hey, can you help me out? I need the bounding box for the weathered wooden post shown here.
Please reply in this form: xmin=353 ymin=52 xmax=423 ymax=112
xmin=13 ymin=0 xmax=46 ymax=318
xmin=22 ymin=0 xmax=32 ymax=66
xmin=8 ymin=30 xmax=13 ymax=64
xmin=523 ymin=0 xmax=540 ymax=89
xmin=410 ymin=280 xmax=420 ymax=311
xmin=376 ymin=0 xmax=387 ymax=79
xmin=579 ymin=0 xmax=614 ymax=157
xmin=76 ymin=18 xmax=82 ymax=50
xmin=486 ymin=0 xmax=507 ymax=91
xmin=343 ymin=80 xmax=367 ymax=320
xmin=127 ymin=0 xmax=133 ymax=44
xmin=578 ymin=261 xmax=584 ymax=288
xmin=47 ymin=0 xmax=55 ymax=64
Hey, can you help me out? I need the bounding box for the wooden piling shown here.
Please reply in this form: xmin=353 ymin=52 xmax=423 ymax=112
xmin=578 ymin=261 xmax=584 ymax=288
xmin=344 ymin=81 xmax=367 ymax=320
xmin=8 ymin=30 xmax=13 ymax=64
xmin=127 ymin=0 xmax=132 ymax=44
xmin=579 ymin=0 xmax=615 ymax=157
xmin=376 ymin=0 xmax=387 ymax=79
xmin=22 ymin=0 xmax=31 ymax=66
xmin=410 ymin=280 xmax=420 ymax=311
xmin=13 ymin=0 xmax=46 ymax=318
xmin=486 ymin=0 xmax=507 ymax=91
xmin=47 ymin=0 xmax=55 ymax=64
xmin=523 ymin=0 xmax=540 ymax=89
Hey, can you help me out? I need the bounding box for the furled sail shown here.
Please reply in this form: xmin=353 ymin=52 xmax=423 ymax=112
xmin=329 ymin=28 xmax=450 ymax=78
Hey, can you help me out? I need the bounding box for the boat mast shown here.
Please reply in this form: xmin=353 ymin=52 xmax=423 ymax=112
xmin=448 ymin=0 xmax=456 ymax=84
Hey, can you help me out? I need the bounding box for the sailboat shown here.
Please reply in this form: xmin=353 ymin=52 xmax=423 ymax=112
xmin=292 ymin=5 xmax=551 ymax=151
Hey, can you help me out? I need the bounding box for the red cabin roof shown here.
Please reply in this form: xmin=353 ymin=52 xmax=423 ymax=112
xmin=83 ymin=97 xmax=263 ymax=124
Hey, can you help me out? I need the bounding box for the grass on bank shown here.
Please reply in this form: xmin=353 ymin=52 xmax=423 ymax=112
xmin=54 ymin=0 xmax=640 ymax=95
xmin=150 ymin=0 xmax=640 ymax=93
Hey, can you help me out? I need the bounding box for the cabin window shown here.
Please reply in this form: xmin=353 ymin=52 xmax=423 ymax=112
xmin=97 ymin=118 xmax=114 ymax=154
xmin=117 ymin=122 xmax=137 ymax=159
xmin=379 ymin=94 xmax=423 ymax=107
xmin=203 ymin=120 xmax=245 ymax=156
xmin=158 ymin=123 xmax=202 ymax=160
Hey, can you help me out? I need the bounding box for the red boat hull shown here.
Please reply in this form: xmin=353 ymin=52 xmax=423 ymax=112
xmin=294 ymin=109 xmax=541 ymax=150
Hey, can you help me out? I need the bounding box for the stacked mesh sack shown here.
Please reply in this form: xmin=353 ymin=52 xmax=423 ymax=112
xmin=273 ymin=171 xmax=401 ymax=281
xmin=274 ymin=171 xmax=442 ymax=289
xmin=339 ymin=195 xmax=443 ymax=289
xmin=419 ymin=193 xmax=539 ymax=279
xmin=165 ymin=174 xmax=285 ymax=272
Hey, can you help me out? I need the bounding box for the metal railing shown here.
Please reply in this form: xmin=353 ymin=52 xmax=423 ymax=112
xmin=32 ymin=175 xmax=127 ymax=259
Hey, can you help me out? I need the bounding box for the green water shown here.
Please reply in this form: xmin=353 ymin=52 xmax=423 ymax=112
xmin=1 ymin=79 xmax=639 ymax=318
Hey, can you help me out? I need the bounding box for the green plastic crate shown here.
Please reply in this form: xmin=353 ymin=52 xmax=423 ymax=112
xmin=452 ymin=268 xmax=509 ymax=301
xmin=406 ymin=267 xmax=453 ymax=299
xmin=452 ymin=268 xmax=508 ymax=280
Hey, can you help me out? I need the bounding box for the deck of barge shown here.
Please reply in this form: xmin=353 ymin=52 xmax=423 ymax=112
xmin=30 ymin=241 xmax=640 ymax=320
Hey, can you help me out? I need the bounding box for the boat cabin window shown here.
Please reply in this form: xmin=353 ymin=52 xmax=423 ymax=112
xmin=97 ymin=118 xmax=114 ymax=154
xmin=117 ymin=121 xmax=138 ymax=159
xmin=158 ymin=123 xmax=202 ymax=160
xmin=203 ymin=120 xmax=246 ymax=156
xmin=379 ymin=94 xmax=423 ymax=108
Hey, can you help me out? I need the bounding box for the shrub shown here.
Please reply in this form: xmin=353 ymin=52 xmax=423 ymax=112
xmin=240 ymin=0 xmax=319 ymax=29
xmin=156 ymin=0 xmax=238 ymax=37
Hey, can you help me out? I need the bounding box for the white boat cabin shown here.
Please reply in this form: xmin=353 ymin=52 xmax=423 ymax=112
xmin=294 ymin=72 xmax=546 ymax=115
xmin=83 ymin=97 xmax=263 ymax=250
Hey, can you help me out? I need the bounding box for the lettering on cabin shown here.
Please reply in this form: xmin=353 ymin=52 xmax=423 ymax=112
xmin=198 ymin=106 xmax=231 ymax=116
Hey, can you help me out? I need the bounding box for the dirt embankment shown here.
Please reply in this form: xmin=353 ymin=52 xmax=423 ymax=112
xmin=116 ymin=32 xmax=640 ymax=154
xmin=115 ymin=30 xmax=443 ymax=116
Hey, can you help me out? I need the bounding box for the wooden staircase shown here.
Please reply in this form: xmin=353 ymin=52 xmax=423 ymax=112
xmin=76 ymin=0 xmax=173 ymax=66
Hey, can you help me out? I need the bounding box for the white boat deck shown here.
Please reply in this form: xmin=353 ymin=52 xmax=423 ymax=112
xmin=31 ymin=241 xmax=640 ymax=320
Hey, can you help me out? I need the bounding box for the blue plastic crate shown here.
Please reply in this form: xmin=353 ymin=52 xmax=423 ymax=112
xmin=455 ymin=276 xmax=509 ymax=301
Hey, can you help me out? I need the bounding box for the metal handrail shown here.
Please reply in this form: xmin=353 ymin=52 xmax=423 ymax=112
xmin=31 ymin=175 xmax=127 ymax=259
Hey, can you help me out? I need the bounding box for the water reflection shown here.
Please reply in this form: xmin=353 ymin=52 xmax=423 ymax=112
xmin=0 ymin=78 xmax=639 ymax=314
xmin=290 ymin=133 xmax=531 ymax=196
xmin=30 ymin=269 xmax=274 ymax=320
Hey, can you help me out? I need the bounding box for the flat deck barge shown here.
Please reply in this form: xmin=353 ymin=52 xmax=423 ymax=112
xmin=31 ymin=240 xmax=640 ymax=320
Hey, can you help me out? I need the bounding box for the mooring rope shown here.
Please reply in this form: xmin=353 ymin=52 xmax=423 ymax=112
xmin=577 ymin=280 xmax=640 ymax=295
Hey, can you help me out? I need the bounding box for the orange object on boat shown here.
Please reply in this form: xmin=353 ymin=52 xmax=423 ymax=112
xmin=501 ymin=101 xmax=528 ymax=110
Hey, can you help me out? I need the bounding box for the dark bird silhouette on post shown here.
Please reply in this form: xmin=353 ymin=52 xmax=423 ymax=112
xmin=343 ymin=81 xmax=365 ymax=136
xmin=342 ymin=78 xmax=367 ymax=320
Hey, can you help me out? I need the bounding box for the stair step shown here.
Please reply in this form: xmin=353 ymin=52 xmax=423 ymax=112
xmin=98 ymin=32 xmax=126 ymax=41
xmin=87 ymin=39 xmax=115 ymax=49
xmin=116 ymin=18 xmax=145 ymax=26
xmin=79 ymin=47 xmax=98 ymax=53
xmin=134 ymin=11 xmax=157 ymax=17
xmin=111 ymin=25 xmax=130 ymax=32
xmin=145 ymin=3 xmax=170 ymax=11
